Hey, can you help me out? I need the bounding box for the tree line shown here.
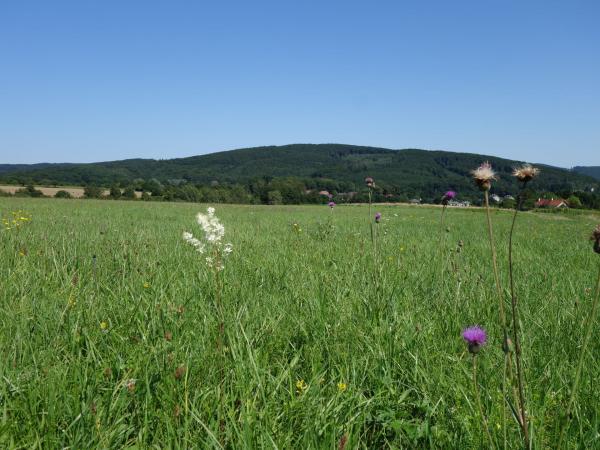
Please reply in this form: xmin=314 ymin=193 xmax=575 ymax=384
xmin=3 ymin=176 xmax=600 ymax=210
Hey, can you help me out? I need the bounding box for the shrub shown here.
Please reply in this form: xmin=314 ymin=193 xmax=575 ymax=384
xmin=110 ymin=184 xmax=122 ymax=199
xmin=15 ymin=185 xmax=44 ymax=197
xmin=54 ymin=190 xmax=73 ymax=199
xmin=122 ymin=186 xmax=136 ymax=199
xmin=84 ymin=185 xmax=103 ymax=199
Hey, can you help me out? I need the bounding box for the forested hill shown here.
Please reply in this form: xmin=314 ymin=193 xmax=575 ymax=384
xmin=573 ymin=166 xmax=600 ymax=180
xmin=1 ymin=144 xmax=597 ymax=200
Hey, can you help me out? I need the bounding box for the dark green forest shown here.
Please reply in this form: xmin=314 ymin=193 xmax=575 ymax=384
xmin=572 ymin=166 xmax=600 ymax=180
xmin=2 ymin=144 xmax=599 ymax=207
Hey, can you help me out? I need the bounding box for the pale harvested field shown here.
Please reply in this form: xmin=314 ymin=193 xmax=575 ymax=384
xmin=0 ymin=185 xmax=142 ymax=198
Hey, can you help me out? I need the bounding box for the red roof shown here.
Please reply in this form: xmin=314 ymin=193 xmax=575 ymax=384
xmin=535 ymin=198 xmax=567 ymax=208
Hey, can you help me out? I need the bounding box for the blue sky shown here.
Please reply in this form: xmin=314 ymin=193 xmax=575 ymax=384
xmin=1 ymin=0 xmax=598 ymax=167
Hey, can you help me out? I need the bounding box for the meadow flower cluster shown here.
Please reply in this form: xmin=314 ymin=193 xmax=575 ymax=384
xmin=2 ymin=210 xmax=31 ymax=230
xmin=183 ymin=207 xmax=232 ymax=271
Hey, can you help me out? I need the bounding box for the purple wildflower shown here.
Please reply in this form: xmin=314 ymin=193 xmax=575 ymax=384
xmin=328 ymin=201 xmax=336 ymax=208
xmin=462 ymin=326 xmax=487 ymax=354
xmin=375 ymin=212 xmax=381 ymax=223
xmin=441 ymin=190 xmax=457 ymax=205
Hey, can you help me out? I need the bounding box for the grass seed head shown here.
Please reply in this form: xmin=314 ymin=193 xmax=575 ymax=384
xmin=175 ymin=365 xmax=186 ymax=380
xmin=125 ymin=379 xmax=136 ymax=392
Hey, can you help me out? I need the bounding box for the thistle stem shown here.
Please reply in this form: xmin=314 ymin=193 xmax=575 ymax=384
xmin=368 ymin=189 xmax=374 ymax=244
xmin=502 ymin=356 xmax=507 ymax=450
xmin=473 ymin=355 xmax=496 ymax=450
xmin=440 ymin=205 xmax=448 ymax=280
xmin=508 ymin=189 xmax=529 ymax=446
xmin=557 ymin=263 xmax=600 ymax=449
xmin=484 ymin=190 xmax=514 ymax=447
xmin=484 ymin=190 xmax=508 ymax=335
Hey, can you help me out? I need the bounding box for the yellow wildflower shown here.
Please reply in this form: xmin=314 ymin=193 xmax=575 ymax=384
xmin=143 ymin=282 xmax=150 ymax=289
xmin=100 ymin=321 xmax=108 ymax=331
xmin=296 ymin=379 xmax=307 ymax=393
xmin=337 ymin=382 xmax=347 ymax=392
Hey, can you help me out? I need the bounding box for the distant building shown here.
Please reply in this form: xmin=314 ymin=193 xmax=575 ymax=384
xmin=503 ymin=195 xmax=515 ymax=200
xmin=318 ymin=190 xmax=330 ymax=197
xmin=448 ymin=200 xmax=471 ymax=207
xmin=490 ymin=194 xmax=501 ymax=203
xmin=535 ymin=198 xmax=569 ymax=209
xmin=409 ymin=198 xmax=421 ymax=205
xmin=337 ymin=192 xmax=357 ymax=200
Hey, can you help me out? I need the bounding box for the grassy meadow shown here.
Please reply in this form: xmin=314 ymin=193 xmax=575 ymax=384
xmin=1 ymin=197 xmax=599 ymax=449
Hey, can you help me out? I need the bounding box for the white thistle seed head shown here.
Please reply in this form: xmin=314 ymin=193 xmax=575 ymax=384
xmin=471 ymin=162 xmax=497 ymax=191
xmin=513 ymin=164 xmax=539 ymax=183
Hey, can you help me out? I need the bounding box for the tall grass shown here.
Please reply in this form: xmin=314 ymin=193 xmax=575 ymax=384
xmin=0 ymin=198 xmax=598 ymax=448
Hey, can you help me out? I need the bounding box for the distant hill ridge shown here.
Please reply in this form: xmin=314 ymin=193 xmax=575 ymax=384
xmin=573 ymin=166 xmax=600 ymax=180
xmin=1 ymin=144 xmax=598 ymax=199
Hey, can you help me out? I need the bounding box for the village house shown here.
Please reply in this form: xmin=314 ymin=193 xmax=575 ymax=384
xmin=534 ymin=198 xmax=569 ymax=209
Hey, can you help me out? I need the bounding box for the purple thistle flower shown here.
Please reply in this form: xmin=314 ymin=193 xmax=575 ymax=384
xmin=328 ymin=201 xmax=336 ymax=208
xmin=441 ymin=190 xmax=457 ymax=205
xmin=375 ymin=212 xmax=381 ymax=223
xmin=444 ymin=190 xmax=457 ymax=200
xmin=462 ymin=326 xmax=487 ymax=354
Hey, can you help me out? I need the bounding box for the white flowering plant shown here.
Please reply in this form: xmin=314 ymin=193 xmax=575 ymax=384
xmin=183 ymin=207 xmax=233 ymax=271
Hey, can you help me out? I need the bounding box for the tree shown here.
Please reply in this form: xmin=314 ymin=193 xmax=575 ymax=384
xmin=502 ymin=198 xmax=516 ymax=209
xmin=267 ymin=190 xmax=283 ymax=205
xmin=110 ymin=184 xmax=122 ymax=199
xmin=567 ymin=195 xmax=582 ymax=209
xmin=84 ymin=185 xmax=103 ymax=199
xmin=55 ymin=190 xmax=72 ymax=199
xmin=142 ymin=179 xmax=164 ymax=196
xmin=122 ymin=186 xmax=136 ymax=199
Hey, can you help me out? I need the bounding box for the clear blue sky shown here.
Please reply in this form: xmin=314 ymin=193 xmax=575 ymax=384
xmin=1 ymin=0 xmax=598 ymax=167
